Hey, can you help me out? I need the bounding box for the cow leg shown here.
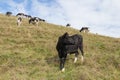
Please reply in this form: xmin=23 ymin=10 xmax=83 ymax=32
xmin=60 ymin=54 xmax=67 ymax=72
xmin=59 ymin=54 xmax=64 ymax=71
xmin=61 ymin=59 xmax=65 ymax=72
xmin=17 ymin=22 xmax=21 ymax=27
xmin=74 ymin=57 xmax=77 ymax=63
xmin=79 ymin=44 xmax=84 ymax=63
xmin=80 ymin=47 xmax=84 ymax=63
xmin=36 ymin=22 xmax=38 ymax=27
xmin=60 ymin=58 xmax=64 ymax=70
xmin=60 ymin=58 xmax=66 ymax=72
xmin=74 ymin=52 xmax=79 ymax=63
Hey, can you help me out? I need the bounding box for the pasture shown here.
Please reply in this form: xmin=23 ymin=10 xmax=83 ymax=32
xmin=0 ymin=14 xmax=120 ymax=80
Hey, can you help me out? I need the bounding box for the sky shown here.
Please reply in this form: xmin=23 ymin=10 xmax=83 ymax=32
xmin=0 ymin=0 xmax=120 ymax=38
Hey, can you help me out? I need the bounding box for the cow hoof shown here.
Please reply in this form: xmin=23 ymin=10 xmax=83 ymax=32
xmin=74 ymin=57 xmax=77 ymax=63
xmin=61 ymin=68 xmax=65 ymax=72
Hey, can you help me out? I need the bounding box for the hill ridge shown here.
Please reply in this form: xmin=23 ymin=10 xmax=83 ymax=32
xmin=0 ymin=14 xmax=120 ymax=80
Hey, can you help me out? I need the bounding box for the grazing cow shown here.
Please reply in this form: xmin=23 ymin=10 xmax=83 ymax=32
xmin=24 ymin=14 xmax=32 ymax=19
xmin=80 ymin=27 xmax=89 ymax=33
xmin=17 ymin=17 xmax=22 ymax=26
xmin=56 ymin=32 xmax=84 ymax=72
xmin=34 ymin=17 xmax=45 ymax=22
xmin=66 ymin=23 xmax=71 ymax=27
xmin=29 ymin=17 xmax=39 ymax=26
xmin=16 ymin=13 xmax=25 ymax=17
xmin=39 ymin=18 xmax=45 ymax=22
xmin=6 ymin=12 xmax=12 ymax=16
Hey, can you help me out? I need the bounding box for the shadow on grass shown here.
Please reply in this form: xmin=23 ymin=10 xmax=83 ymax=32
xmin=45 ymin=55 xmax=85 ymax=70
xmin=45 ymin=55 xmax=60 ymax=68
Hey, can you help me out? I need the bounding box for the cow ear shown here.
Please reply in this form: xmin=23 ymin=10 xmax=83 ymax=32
xmin=65 ymin=32 xmax=68 ymax=35
xmin=62 ymin=32 xmax=67 ymax=38
xmin=64 ymin=32 xmax=69 ymax=36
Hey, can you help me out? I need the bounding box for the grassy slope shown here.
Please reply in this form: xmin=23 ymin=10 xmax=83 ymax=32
xmin=0 ymin=14 xmax=120 ymax=80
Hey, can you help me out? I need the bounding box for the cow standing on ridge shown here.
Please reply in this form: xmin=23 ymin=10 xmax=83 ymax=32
xmin=66 ymin=23 xmax=71 ymax=27
xmin=80 ymin=27 xmax=89 ymax=33
xmin=6 ymin=12 xmax=12 ymax=16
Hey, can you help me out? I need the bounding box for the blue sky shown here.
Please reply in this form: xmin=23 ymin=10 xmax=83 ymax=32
xmin=0 ymin=0 xmax=120 ymax=38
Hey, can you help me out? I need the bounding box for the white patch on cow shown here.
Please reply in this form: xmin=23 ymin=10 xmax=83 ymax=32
xmin=61 ymin=68 xmax=65 ymax=72
xmin=74 ymin=57 xmax=77 ymax=63
xmin=68 ymin=53 xmax=70 ymax=56
xmin=17 ymin=20 xmax=20 ymax=23
xmin=81 ymin=55 xmax=84 ymax=63
xmin=17 ymin=20 xmax=21 ymax=26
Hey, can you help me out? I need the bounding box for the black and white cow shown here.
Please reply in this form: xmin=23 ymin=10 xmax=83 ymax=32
xmin=66 ymin=23 xmax=71 ymax=27
xmin=33 ymin=17 xmax=45 ymax=22
xmin=29 ymin=17 xmax=39 ymax=26
xmin=16 ymin=13 xmax=25 ymax=17
xmin=17 ymin=17 xmax=22 ymax=26
xmin=80 ymin=27 xmax=89 ymax=33
xmin=56 ymin=32 xmax=84 ymax=72
xmin=24 ymin=14 xmax=32 ymax=19
xmin=39 ymin=18 xmax=45 ymax=22
xmin=6 ymin=12 xmax=12 ymax=16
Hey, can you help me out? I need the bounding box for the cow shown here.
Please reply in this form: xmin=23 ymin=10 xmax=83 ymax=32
xmin=39 ymin=18 xmax=45 ymax=22
xmin=16 ymin=13 xmax=25 ymax=17
xmin=24 ymin=14 xmax=32 ymax=19
xmin=56 ymin=32 xmax=84 ymax=72
xmin=29 ymin=17 xmax=39 ymax=26
xmin=66 ymin=23 xmax=71 ymax=27
xmin=34 ymin=17 xmax=45 ymax=22
xmin=80 ymin=27 xmax=89 ymax=33
xmin=6 ymin=12 xmax=12 ymax=16
xmin=17 ymin=17 xmax=22 ymax=26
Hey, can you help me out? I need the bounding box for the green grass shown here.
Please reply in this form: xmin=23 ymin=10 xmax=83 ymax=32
xmin=0 ymin=14 xmax=120 ymax=80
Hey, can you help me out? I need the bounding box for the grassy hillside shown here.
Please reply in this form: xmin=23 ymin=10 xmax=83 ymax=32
xmin=0 ymin=14 xmax=120 ymax=80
